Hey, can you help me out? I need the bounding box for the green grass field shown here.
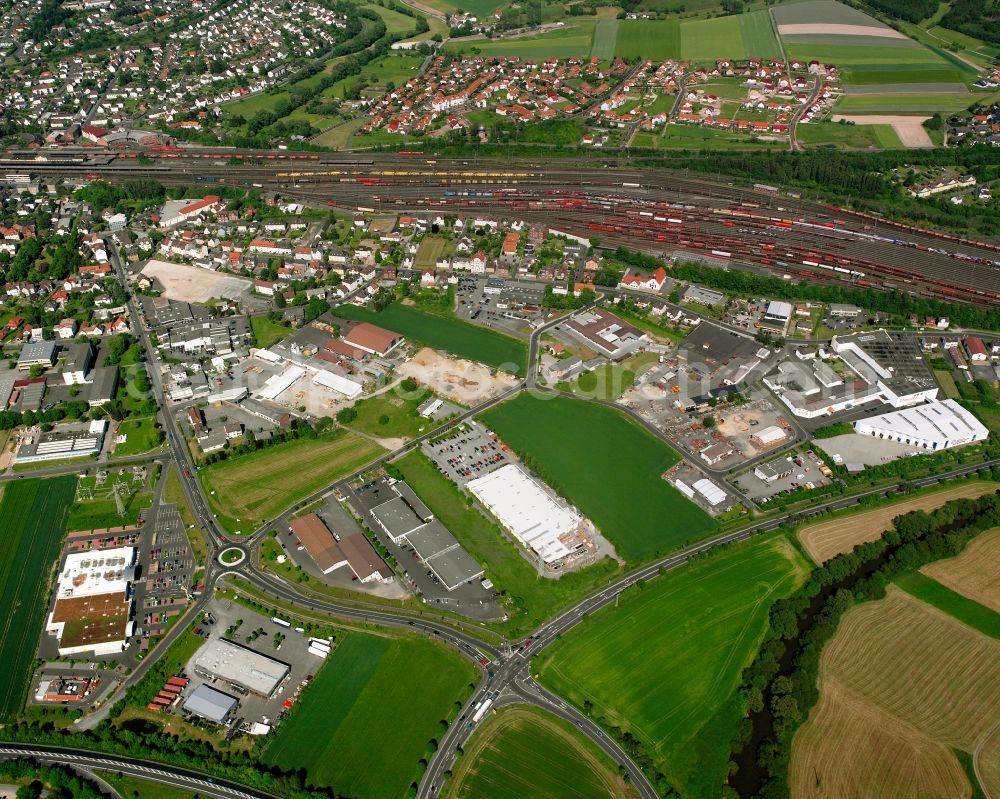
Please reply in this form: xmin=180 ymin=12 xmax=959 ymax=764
xmin=784 ymin=42 xmax=969 ymax=86
xmin=336 ymin=303 xmax=528 ymax=375
xmin=0 ymin=477 xmax=76 ymax=721
xmin=199 ymin=430 xmax=383 ymax=533
xmin=66 ymin=474 xmax=154 ymax=531
xmin=250 ymin=315 xmax=292 ymax=349
xmin=443 ymin=22 xmax=595 ymax=58
xmin=798 ymin=120 xmax=903 ymax=149
xmin=833 ymin=92 xmax=977 ymax=114
xmin=739 ymin=9 xmax=783 ymax=59
xmin=559 ymin=351 xmax=659 ymax=401
xmin=264 ymin=633 xmax=476 ymax=799
xmin=896 ymin=571 xmax=1000 ymax=640
xmin=614 ymin=20 xmax=680 ymax=60
xmin=535 ymin=536 xmax=809 ymax=798
xmin=396 ymin=450 xmax=621 ymax=635
xmin=591 ymin=18 xmax=620 ymax=60
xmin=365 ymin=3 xmax=417 ymax=35
xmin=347 ymin=390 xmax=436 ymax=439
xmin=114 ymin=417 xmax=165 ymax=456
xmin=680 ymin=15 xmax=746 ymax=61
xmin=444 ymin=705 xmax=635 ymax=799
xmin=415 ymin=235 xmax=448 ymax=269
xmin=481 ymin=394 xmax=716 ymax=561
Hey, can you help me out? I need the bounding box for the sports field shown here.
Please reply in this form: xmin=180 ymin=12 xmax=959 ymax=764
xmin=481 ymin=394 xmax=715 ymax=561
xmin=336 ymin=303 xmax=528 ymax=376
xmin=536 ymin=536 xmax=808 ymax=798
xmin=921 ymin=527 xmax=1000 ymax=615
xmin=0 ymin=476 xmax=76 ymax=721
xmin=790 ymin=587 xmax=1000 ymax=798
xmin=614 ymin=20 xmax=680 ymax=60
xmin=396 ymin=450 xmax=621 ymax=635
xmin=797 ymin=481 xmax=1000 ymax=564
xmin=443 ymin=22 xmax=595 ymax=59
xmin=444 ymin=705 xmax=636 ymax=799
xmin=199 ymin=430 xmax=383 ymax=533
xmin=264 ymin=633 xmax=475 ymax=799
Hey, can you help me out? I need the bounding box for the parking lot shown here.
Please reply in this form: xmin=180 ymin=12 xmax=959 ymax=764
xmin=421 ymin=421 xmax=511 ymax=486
xmin=176 ymin=598 xmax=329 ymax=732
xmin=348 ymin=478 xmax=501 ymax=621
xmin=734 ymin=450 xmax=834 ymax=502
xmin=455 ymin=277 xmax=546 ymax=338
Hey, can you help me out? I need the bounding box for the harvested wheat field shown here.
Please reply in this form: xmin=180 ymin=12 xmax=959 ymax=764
xmin=922 ymin=527 xmax=1000 ymax=614
xmin=976 ymin=726 xmax=1000 ymax=798
xmin=823 ymin=589 xmax=1000 ymax=749
xmin=798 ymin=482 xmax=1000 ymax=564
xmin=790 ymin=677 xmax=970 ymax=799
xmin=791 ymin=587 xmax=1000 ymax=798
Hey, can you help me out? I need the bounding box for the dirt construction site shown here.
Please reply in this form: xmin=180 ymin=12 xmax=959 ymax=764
xmin=140 ymin=260 xmax=254 ymax=303
xmin=398 ymin=348 xmax=519 ymax=405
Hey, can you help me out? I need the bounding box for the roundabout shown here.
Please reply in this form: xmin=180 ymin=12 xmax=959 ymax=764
xmin=217 ymin=546 xmax=246 ymax=567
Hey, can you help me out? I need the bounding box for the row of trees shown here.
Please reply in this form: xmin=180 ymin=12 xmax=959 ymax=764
xmin=669 ymin=260 xmax=1000 ymax=332
xmin=730 ymin=487 xmax=1000 ymax=798
xmin=0 ymin=759 xmax=106 ymax=799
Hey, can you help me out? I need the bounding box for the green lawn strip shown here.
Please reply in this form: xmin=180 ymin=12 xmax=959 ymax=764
xmin=250 ymin=315 xmax=292 ymax=349
xmin=395 ymin=450 xmax=621 ymax=635
xmin=481 ymin=394 xmax=715 ymax=561
xmin=534 ymin=536 xmax=808 ymax=799
xmin=0 ymin=477 xmax=77 ymax=720
xmin=335 ymin=302 xmax=527 ymax=375
xmin=444 ymin=705 xmax=630 ymax=799
xmin=264 ymin=632 xmax=476 ymax=799
xmin=896 ymin=571 xmax=1000 ymax=639
xmin=364 ymin=4 xmax=417 ymax=36
xmin=96 ymin=771 xmax=198 ymax=799
xmin=123 ymin=624 xmax=205 ymax=708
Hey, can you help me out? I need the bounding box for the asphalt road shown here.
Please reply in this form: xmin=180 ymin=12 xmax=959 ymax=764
xmin=10 ymin=224 xmax=1000 ymax=797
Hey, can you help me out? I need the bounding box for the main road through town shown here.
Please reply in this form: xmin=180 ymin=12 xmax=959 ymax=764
xmin=6 ymin=229 xmax=999 ymax=797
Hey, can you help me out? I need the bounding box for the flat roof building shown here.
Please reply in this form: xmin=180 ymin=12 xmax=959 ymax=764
xmin=192 ymin=639 xmax=290 ymax=698
xmin=757 ymin=301 xmax=792 ymax=335
xmin=15 ymin=420 xmax=109 ymax=464
xmin=46 ymin=546 xmax=136 ymax=657
xmin=565 ymin=308 xmax=647 ymax=360
xmin=17 ymin=340 xmax=58 ymax=370
xmin=88 ymin=366 xmax=119 ymax=407
xmin=854 ymin=399 xmax=988 ymax=451
xmin=182 ymin=684 xmax=238 ymax=724
xmin=343 ymin=323 xmax=404 ymax=356
xmin=683 ymin=285 xmax=726 ymax=307
xmin=466 ymin=463 xmax=591 ymax=565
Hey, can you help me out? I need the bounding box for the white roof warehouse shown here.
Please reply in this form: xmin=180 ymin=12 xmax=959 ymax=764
xmin=466 ymin=463 xmax=591 ymax=565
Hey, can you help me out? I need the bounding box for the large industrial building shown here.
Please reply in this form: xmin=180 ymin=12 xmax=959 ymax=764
xmin=854 ymin=399 xmax=989 ymax=451
xmin=765 ymin=332 xmax=940 ymax=419
xmin=14 ymin=420 xmax=109 ymax=464
xmin=466 ymin=463 xmax=592 ymax=565
xmin=46 ymin=547 xmax=136 ymax=657
xmin=192 ymin=639 xmax=290 ymax=698
xmin=289 ymin=513 xmax=393 ymax=583
xmin=343 ymin=322 xmax=404 ymax=356
xmin=564 ymin=308 xmax=648 ymax=360
xmin=369 ymin=481 xmax=484 ymax=590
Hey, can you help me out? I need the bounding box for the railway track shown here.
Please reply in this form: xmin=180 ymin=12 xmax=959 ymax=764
xmin=7 ymin=147 xmax=1000 ymax=305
